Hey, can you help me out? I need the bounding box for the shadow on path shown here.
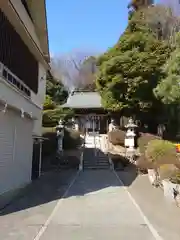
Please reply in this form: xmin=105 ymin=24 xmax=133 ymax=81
xmin=0 ymin=170 xmax=76 ymax=216
xmin=0 ymin=148 xmax=137 ymax=216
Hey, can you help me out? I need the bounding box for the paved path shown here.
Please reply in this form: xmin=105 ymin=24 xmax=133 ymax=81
xmin=0 ymin=170 xmax=160 ymax=240
xmin=119 ymin=169 xmax=180 ymax=240
xmin=2 ymin=168 xmax=179 ymax=239
xmin=35 ymin=170 xmax=158 ymax=240
xmin=0 ymin=170 xmax=76 ymax=240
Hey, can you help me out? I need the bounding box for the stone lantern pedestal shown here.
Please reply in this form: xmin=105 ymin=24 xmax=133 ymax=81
xmin=124 ymin=118 xmax=138 ymax=162
xmin=56 ymin=120 xmax=64 ymax=157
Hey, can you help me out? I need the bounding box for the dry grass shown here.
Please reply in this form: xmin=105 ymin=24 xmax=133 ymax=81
xmin=108 ymin=129 xmax=126 ymax=146
xmin=145 ymin=139 xmax=177 ymax=165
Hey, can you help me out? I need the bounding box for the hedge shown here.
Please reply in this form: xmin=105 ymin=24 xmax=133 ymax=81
xmin=42 ymin=127 xmax=82 ymax=158
xmin=42 ymin=108 xmax=74 ymax=128
xmin=108 ymin=129 xmax=126 ymax=146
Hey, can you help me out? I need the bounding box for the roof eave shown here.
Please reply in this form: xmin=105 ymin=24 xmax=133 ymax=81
xmin=27 ymin=0 xmax=50 ymax=63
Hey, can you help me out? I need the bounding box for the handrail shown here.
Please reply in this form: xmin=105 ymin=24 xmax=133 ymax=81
xmin=104 ymin=134 xmax=114 ymax=170
xmin=108 ymin=153 xmax=114 ymax=170
xmin=79 ymin=141 xmax=84 ymax=171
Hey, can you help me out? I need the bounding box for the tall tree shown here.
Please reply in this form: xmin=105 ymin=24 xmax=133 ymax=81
xmin=46 ymin=71 xmax=68 ymax=104
xmin=154 ymin=33 xmax=180 ymax=104
xmin=96 ymin=8 xmax=171 ymax=117
xmin=42 ymin=72 xmax=72 ymax=127
xmin=128 ymin=0 xmax=154 ymax=11
xmin=141 ymin=5 xmax=180 ymax=45
xmin=128 ymin=0 xmax=154 ymax=18
xmin=153 ymin=32 xmax=180 ymax=134
xmin=159 ymin=0 xmax=180 ymax=16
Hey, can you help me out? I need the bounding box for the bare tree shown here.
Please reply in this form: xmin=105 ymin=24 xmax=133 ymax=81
xmin=50 ymin=51 xmax=98 ymax=91
xmin=140 ymin=4 xmax=180 ymax=45
xmin=159 ymin=0 xmax=180 ymax=16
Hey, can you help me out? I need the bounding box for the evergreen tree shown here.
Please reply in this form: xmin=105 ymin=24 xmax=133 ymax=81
xmin=96 ymin=8 xmax=171 ymax=117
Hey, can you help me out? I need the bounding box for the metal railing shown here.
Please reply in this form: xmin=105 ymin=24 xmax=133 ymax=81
xmin=0 ymin=62 xmax=31 ymax=98
xmin=79 ymin=136 xmax=85 ymax=171
xmin=104 ymin=135 xmax=114 ymax=170
xmin=79 ymin=150 xmax=84 ymax=171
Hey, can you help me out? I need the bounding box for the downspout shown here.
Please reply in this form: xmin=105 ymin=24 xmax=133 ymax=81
xmin=38 ymin=140 xmax=42 ymax=177
xmin=12 ymin=125 xmax=17 ymax=162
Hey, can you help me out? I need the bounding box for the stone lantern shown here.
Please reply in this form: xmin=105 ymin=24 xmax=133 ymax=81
xmin=108 ymin=119 xmax=118 ymax=132
xmin=124 ymin=117 xmax=138 ymax=161
xmin=56 ymin=119 xmax=64 ymax=155
xmin=72 ymin=117 xmax=79 ymax=131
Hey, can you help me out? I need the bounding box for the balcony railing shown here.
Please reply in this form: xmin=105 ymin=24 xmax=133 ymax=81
xmin=0 ymin=62 xmax=31 ymax=98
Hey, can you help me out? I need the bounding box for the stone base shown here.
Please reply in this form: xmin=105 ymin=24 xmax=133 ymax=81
xmin=162 ymin=180 xmax=180 ymax=205
xmin=147 ymin=169 xmax=160 ymax=187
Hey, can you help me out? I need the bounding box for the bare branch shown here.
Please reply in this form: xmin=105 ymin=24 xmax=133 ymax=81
xmin=140 ymin=5 xmax=180 ymax=45
xmin=50 ymin=51 xmax=98 ymax=91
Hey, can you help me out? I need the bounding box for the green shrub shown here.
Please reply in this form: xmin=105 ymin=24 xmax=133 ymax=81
xmin=108 ymin=129 xmax=126 ymax=146
xmin=41 ymin=127 xmax=82 ymax=160
xmin=169 ymin=171 xmax=180 ymax=184
xmin=42 ymin=108 xmax=74 ymax=128
xmin=145 ymin=139 xmax=177 ymax=165
xmin=159 ymin=164 xmax=179 ymax=180
xmin=63 ymin=128 xmax=82 ymax=150
xmin=43 ymin=95 xmax=55 ymax=110
xmin=138 ymin=133 xmax=161 ymax=155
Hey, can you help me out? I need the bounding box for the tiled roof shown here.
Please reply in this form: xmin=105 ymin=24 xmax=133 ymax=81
xmin=61 ymin=91 xmax=102 ymax=109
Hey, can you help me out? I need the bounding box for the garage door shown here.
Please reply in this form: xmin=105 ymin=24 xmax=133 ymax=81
xmin=0 ymin=109 xmax=33 ymax=195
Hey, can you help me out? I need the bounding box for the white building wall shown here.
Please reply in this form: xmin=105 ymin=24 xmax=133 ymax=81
xmin=0 ymin=1 xmax=48 ymax=136
xmin=31 ymin=63 xmax=47 ymax=136
xmin=0 ymin=76 xmax=41 ymax=120
xmin=0 ymin=62 xmax=47 ymax=137
xmin=0 ymin=0 xmax=48 ymax=206
xmin=31 ymin=63 xmax=47 ymax=109
xmin=0 ymin=107 xmax=33 ymax=195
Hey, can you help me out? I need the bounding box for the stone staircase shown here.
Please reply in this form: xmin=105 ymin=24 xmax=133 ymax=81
xmin=83 ymin=134 xmax=110 ymax=169
xmin=83 ymin=149 xmax=110 ymax=169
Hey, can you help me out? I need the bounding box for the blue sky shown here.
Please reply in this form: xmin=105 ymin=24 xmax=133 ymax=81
xmin=46 ymin=0 xmax=130 ymax=56
xmin=46 ymin=0 xmax=160 ymax=56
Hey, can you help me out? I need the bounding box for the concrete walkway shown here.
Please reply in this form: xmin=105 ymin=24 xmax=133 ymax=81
xmin=0 ymin=169 xmax=160 ymax=240
xmin=119 ymin=169 xmax=180 ymax=240
xmin=34 ymin=170 xmax=158 ymax=240
xmin=1 ymin=168 xmax=180 ymax=239
xmin=0 ymin=170 xmax=76 ymax=240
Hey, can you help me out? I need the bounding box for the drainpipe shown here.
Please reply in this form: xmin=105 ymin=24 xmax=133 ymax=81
xmin=38 ymin=139 xmax=42 ymax=177
xmin=12 ymin=125 xmax=17 ymax=162
xmin=93 ymin=117 xmax=97 ymax=157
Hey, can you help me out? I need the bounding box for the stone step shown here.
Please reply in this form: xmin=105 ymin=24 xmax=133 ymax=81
xmin=83 ymin=160 xmax=109 ymax=164
xmin=84 ymin=160 xmax=109 ymax=164
xmin=84 ymin=163 xmax=109 ymax=166
xmin=83 ymin=165 xmax=110 ymax=169
xmin=84 ymin=166 xmax=110 ymax=169
xmin=84 ymin=167 xmax=110 ymax=170
xmin=83 ymin=159 xmax=109 ymax=163
xmin=84 ymin=162 xmax=109 ymax=165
